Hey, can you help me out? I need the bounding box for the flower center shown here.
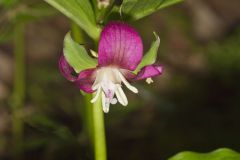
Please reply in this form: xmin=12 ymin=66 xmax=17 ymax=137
xmin=90 ymin=67 xmax=138 ymax=113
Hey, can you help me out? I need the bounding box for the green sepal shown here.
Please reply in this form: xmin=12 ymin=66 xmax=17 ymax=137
xmin=169 ymin=148 xmax=240 ymax=160
xmin=63 ymin=33 xmax=97 ymax=73
xmin=134 ymin=32 xmax=160 ymax=74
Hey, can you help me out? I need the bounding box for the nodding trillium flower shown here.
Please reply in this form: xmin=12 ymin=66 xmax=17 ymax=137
xmin=59 ymin=22 xmax=163 ymax=113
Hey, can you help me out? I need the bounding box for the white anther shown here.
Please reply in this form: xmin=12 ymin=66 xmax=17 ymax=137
xmin=146 ymin=78 xmax=154 ymax=84
xmin=91 ymin=86 xmax=101 ymax=103
xmin=116 ymin=70 xmax=138 ymax=93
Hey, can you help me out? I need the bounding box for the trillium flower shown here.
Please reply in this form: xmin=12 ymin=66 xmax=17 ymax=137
xmin=59 ymin=22 xmax=163 ymax=113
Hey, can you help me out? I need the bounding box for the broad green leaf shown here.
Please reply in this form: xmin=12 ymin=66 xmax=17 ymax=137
xmin=134 ymin=32 xmax=160 ymax=74
xmin=44 ymin=0 xmax=101 ymax=40
xmin=121 ymin=0 xmax=183 ymax=20
xmin=169 ymin=148 xmax=240 ymax=160
xmin=63 ymin=33 xmax=97 ymax=73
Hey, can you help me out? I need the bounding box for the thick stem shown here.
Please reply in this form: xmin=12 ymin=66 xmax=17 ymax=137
xmin=92 ymin=95 xmax=107 ymax=160
xmin=71 ymin=23 xmax=107 ymax=160
xmin=71 ymin=22 xmax=94 ymax=143
xmin=71 ymin=22 xmax=84 ymax=44
xmin=83 ymin=94 xmax=94 ymax=144
xmin=12 ymin=22 xmax=25 ymax=159
xmin=71 ymin=22 xmax=107 ymax=160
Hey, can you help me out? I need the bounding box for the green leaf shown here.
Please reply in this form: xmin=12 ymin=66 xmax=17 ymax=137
xmin=169 ymin=148 xmax=240 ymax=160
xmin=134 ymin=32 xmax=160 ymax=74
xmin=44 ymin=0 xmax=101 ymax=40
xmin=63 ymin=33 xmax=97 ymax=73
xmin=121 ymin=0 xmax=183 ymax=20
xmin=158 ymin=0 xmax=183 ymax=10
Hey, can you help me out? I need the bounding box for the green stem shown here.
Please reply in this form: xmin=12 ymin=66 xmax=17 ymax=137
xmin=71 ymin=22 xmax=94 ymax=144
xmin=71 ymin=22 xmax=107 ymax=160
xmin=12 ymin=22 xmax=25 ymax=159
xmin=92 ymin=95 xmax=107 ymax=160
xmin=83 ymin=94 xmax=94 ymax=144
xmin=71 ymin=22 xmax=84 ymax=44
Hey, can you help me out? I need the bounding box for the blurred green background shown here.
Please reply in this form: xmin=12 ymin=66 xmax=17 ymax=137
xmin=0 ymin=0 xmax=240 ymax=160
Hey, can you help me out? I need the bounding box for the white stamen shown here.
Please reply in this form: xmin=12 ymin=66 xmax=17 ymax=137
xmin=116 ymin=85 xmax=128 ymax=106
xmin=90 ymin=49 xmax=98 ymax=58
xmin=92 ymin=83 xmax=100 ymax=90
xmin=102 ymin=92 xmax=110 ymax=113
xmin=146 ymin=78 xmax=154 ymax=84
xmin=116 ymin=70 xmax=138 ymax=93
xmin=92 ymin=71 xmax=101 ymax=89
xmin=115 ymin=85 xmax=125 ymax=106
xmin=91 ymin=86 xmax=101 ymax=103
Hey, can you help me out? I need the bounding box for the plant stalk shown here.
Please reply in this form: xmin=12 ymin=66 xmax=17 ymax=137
xmin=71 ymin=22 xmax=107 ymax=160
xmin=71 ymin=22 xmax=94 ymax=143
xmin=12 ymin=22 xmax=25 ymax=159
xmin=92 ymin=94 xmax=107 ymax=160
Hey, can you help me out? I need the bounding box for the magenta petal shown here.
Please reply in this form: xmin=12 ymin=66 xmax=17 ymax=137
xmin=98 ymin=22 xmax=143 ymax=71
xmin=134 ymin=65 xmax=163 ymax=81
xmin=75 ymin=69 xmax=96 ymax=93
xmin=59 ymin=55 xmax=95 ymax=93
xmin=59 ymin=55 xmax=77 ymax=82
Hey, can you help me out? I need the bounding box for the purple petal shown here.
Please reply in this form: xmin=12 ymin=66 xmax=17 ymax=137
xmin=75 ymin=69 xmax=96 ymax=93
xmin=134 ymin=64 xmax=163 ymax=81
xmin=98 ymin=21 xmax=143 ymax=71
xmin=59 ymin=55 xmax=77 ymax=81
xmin=59 ymin=55 xmax=96 ymax=93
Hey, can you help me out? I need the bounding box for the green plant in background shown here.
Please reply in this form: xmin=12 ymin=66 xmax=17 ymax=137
xmin=0 ymin=0 xmax=56 ymax=43
xmin=0 ymin=0 xmax=57 ymax=159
